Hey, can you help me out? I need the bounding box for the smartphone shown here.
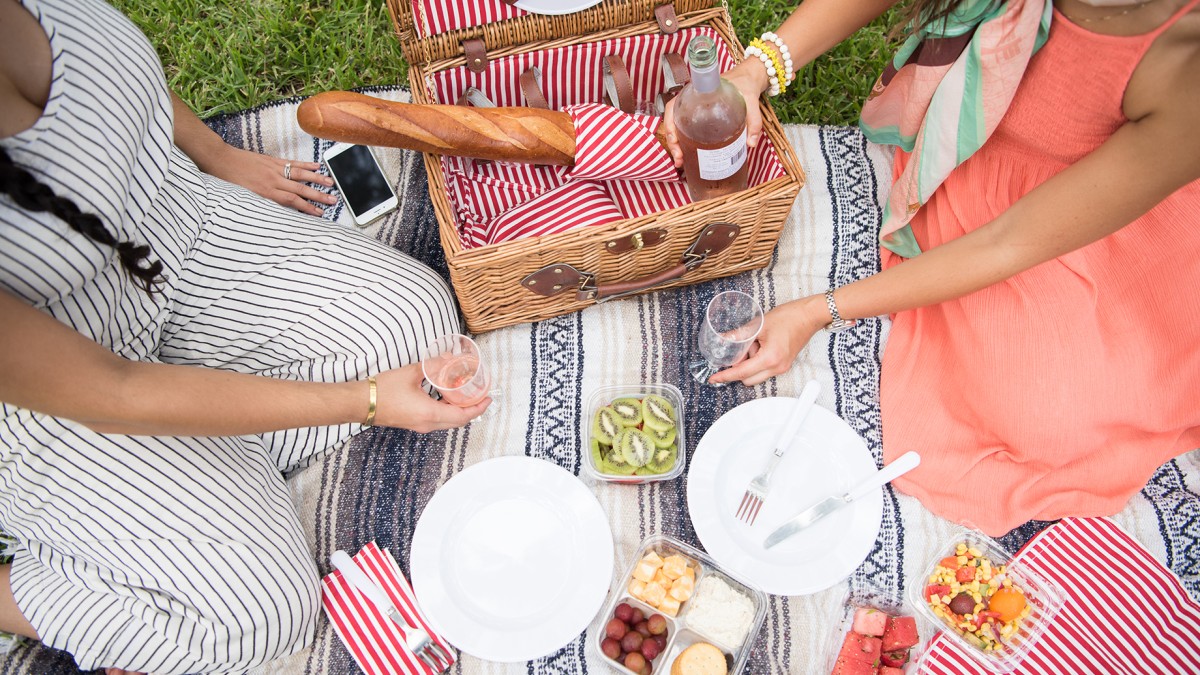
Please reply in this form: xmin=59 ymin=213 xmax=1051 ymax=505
xmin=323 ymin=142 xmax=399 ymax=226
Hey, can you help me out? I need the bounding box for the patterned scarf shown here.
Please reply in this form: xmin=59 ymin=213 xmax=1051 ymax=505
xmin=859 ymin=0 xmax=1052 ymax=257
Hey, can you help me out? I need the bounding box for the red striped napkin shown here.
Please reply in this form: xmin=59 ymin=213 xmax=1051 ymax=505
xmin=322 ymin=542 xmax=456 ymax=675
xmin=565 ymin=104 xmax=680 ymax=183
xmin=917 ymin=517 xmax=1200 ymax=674
xmin=484 ymin=180 xmax=624 ymax=244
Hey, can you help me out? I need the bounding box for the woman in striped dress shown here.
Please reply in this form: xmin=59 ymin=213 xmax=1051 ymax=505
xmin=0 ymin=0 xmax=488 ymax=672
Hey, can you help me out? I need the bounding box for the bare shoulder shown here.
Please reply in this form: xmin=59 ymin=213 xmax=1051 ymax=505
xmin=1123 ymin=5 xmax=1200 ymax=172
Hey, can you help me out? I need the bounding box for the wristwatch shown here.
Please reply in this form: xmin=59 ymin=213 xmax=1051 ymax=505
xmin=823 ymin=289 xmax=855 ymax=332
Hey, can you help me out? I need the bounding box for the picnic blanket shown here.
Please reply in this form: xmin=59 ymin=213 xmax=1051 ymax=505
xmin=2 ymin=88 xmax=1197 ymax=675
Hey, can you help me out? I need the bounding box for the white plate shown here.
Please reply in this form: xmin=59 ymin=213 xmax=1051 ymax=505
xmin=513 ymin=0 xmax=603 ymax=15
xmin=687 ymin=397 xmax=883 ymax=596
xmin=411 ymin=456 xmax=614 ymax=662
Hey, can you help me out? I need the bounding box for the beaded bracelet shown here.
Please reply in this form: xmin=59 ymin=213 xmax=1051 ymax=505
xmin=761 ymin=31 xmax=795 ymax=87
xmin=745 ymin=39 xmax=783 ymax=97
xmin=746 ymin=38 xmax=788 ymax=96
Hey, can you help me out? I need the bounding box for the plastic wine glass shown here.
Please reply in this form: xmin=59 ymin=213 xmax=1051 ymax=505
xmin=421 ymin=333 xmax=492 ymax=407
xmin=689 ymin=290 xmax=764 ymax=385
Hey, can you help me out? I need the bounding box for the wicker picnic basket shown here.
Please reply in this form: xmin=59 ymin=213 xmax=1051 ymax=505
xmin=385 ymin=0 xmax=805 ymax=333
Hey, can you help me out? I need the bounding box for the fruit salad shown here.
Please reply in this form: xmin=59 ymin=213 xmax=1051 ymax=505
xmin=591 ymin=393 xmax=680 ymax=477
xmin=923 ymin=542 xmax=1031 ymax=653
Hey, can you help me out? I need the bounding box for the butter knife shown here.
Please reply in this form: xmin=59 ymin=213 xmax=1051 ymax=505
xmin=763 ymin=451 xmax=920 ymax=549
xmin=330 ymin=549 xmax=410 ymax=628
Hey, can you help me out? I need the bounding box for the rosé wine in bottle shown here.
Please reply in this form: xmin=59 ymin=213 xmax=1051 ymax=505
xmin=674 ymin=35 xmax=749 ymax=202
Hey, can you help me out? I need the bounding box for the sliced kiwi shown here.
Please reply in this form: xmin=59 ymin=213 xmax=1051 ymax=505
xmin=645 ymin=444 xmax=678 ymax=474
xmin=619 ymin=428 xmax=656 ymax=467
xmin=641 ymin=394 xmax=676 ymax=432
xmin=600 ymin=452 xmax=638 ymax=476
xmin=590 ymin=438 xmax=607 ymax=468
xmin=592 ymin=406 xmax=622 ymax=445
xmin=646 ymin=423 xmax=677 ymax=448
xmin=609 ymin=397 xmax=643 ymax=427
xmin=634 ymin=466 xmax=657 ymax=476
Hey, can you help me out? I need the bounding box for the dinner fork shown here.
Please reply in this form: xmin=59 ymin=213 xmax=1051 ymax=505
xmin=735 ymin=379 xmax=821 ymax=525
xmin=330 ymin=550 xmax=454 ymax=672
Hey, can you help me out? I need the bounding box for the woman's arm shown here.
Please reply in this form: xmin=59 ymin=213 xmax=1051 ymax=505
xmin=169 ymin=92 xmax=338 ymax=217
xmin=0 ymin=290 xmax=485 ymax=435
xmin=663 ymin=0 xmax=900 ymax=163
xmin=714 ymin=45 xmax=1200 ymax=386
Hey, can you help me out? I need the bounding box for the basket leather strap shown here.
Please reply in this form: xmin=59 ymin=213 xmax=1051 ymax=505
xmin=602 ymin=55 xmax=636 ymax=114
xmin=520 ymin=67 xmax=550 ymax=109
xmin=463 ymin=39 xmax=488 ymax=73
xmin=521 ymin=223 xmax=741 ymax=301
xmin=455 ymin=87 xmax=496 ymax=108
xmin=655 ymin=52 xmax=689 ymax=114
xmin=654 ymin=3 xmax=680 ymax=34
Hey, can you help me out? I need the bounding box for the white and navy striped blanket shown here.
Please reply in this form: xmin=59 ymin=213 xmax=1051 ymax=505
xmin=3 ymin=88 xmax=1197 ymax=675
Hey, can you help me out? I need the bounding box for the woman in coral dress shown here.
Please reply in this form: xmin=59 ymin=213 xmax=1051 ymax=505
xmin=679 ymin=0 xmax=1200 ymax=535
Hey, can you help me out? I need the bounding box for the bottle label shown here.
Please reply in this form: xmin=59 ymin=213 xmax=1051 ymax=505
xmin=695 ymin=129 xmax=748 ymax=180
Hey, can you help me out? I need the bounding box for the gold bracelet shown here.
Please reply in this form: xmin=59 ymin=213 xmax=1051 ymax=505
xmin=364 ymin=376 xmax=378 ymax=427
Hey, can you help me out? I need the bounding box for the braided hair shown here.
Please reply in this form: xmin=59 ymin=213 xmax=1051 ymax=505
xmin=0 ymin=147 xmax=163 ymax=295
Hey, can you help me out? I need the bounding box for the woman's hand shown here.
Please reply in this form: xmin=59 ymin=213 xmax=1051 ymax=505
xmin=709 ymin=295 xmax=828 ymax=387
xmin=661 ymin=59 xmax=770 ymax=168
xmin=372 ymin=363 xmax=490 ymax=432
xmin=203 ymin=145 xmax=337 ymax=217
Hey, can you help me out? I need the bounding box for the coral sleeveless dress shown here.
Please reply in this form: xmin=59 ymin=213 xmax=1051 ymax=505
xmin=879 ymin=1 xmax=1200 ymax=535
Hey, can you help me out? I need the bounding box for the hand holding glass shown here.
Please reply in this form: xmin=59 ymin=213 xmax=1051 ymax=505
xmin=690 ymin=291 xmax=764 ymax=384
xmin=421 ymin=334 xmax=491 ymax=407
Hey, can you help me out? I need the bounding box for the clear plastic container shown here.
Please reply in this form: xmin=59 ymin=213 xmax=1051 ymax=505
xmin=820 ymin=585 xmax=925 ymax=674
xmin=581 ymin=384 xmax=686 ymax=484
xmin=590 ymin=535 xmax=766 ymax=675
xmin=908 ymin=528 xmax=1066 ymax=673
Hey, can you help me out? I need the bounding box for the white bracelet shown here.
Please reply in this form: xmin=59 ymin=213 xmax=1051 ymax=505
xmin=744 ymin=45 xmax=782 ymax=97
xmin=762 ymin=31 xmax=795 ymax=86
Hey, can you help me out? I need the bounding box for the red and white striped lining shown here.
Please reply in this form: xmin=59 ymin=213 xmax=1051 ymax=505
xmin=485 ymin=180 xmax=624 ymax=244
xmin=407 ymin=0 xmax=527 ymax=39
xmin=917 ymin=517 xmax=1200 ymax=675
xmin=321 ymin=542 xmax=456 ymax=675
xmin=427 ymin=26 xmax=787 ymax=249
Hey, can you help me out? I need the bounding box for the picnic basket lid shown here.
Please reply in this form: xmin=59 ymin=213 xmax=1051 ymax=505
xmin=387 ymin=0 xmax=717 ymax=65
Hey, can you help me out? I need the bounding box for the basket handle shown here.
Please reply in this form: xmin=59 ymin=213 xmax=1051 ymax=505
xmin=521 ymin=222 xmax=740 ymax=302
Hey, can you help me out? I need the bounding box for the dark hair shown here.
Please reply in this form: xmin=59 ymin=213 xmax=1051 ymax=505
xmin=0 ymin=147 xmax=163 ymax=295
xmin=896 ymin=0 xmax=1002 ymax=37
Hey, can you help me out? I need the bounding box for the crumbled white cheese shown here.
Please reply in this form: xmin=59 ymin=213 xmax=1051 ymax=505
xmin=684 ymin=575 xmax=755 ymax=648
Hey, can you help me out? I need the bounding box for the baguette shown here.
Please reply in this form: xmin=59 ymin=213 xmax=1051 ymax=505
xmin=296 ymin=91 xmax=577 ymax=165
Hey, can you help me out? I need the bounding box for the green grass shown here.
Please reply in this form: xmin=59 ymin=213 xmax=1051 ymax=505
xmin=113 ymin=0 xmax=900 ymax=126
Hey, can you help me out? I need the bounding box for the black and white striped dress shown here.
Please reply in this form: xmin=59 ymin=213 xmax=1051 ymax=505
xmin=0 ymin=0 xmax=459 ymax=672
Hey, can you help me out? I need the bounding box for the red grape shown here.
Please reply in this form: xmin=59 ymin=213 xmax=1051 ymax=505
xmin=614 ymin=602 xmax=635 ymax=623
xmin=634 ymin=621 xmax=651 ymax=637
xmin=620 ymin=631 xmax=644 ymax=653
xmin=624 ymin=652 xmax=647 ymax=672
xmin=639 ymin=664 xmax=651 ymax=675
xmin=640 ymin=637 xmax=661 ymax=661
xmin=605 ymin=618 xmax=628 ymax=640
xmin=600 ymin=638 xmax=621 ymax=660
xmin=628 ymin=607 xmax=645 ymax=625
xmin=646 ymin=614 xmax=667 ymax=635
xmin=653 ymin=634 xmax=667 ymax=650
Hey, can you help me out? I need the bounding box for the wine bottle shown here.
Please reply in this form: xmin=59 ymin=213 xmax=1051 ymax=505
xmin=674 ymin=35 xmax=749 ymax=202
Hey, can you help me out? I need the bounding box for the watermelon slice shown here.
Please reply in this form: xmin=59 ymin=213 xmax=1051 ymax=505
xmin=851 ymin=607 xmax=889 ymax=637
xmin=837 ymin=632 xmax=882 ymax=665
xmin=879 ymin=667 xmax=905 ymax=675
xmin=831 ymin=655 xmax=877 ymax=675
xmin=881 ymin=615 xmax=919 ymax=651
